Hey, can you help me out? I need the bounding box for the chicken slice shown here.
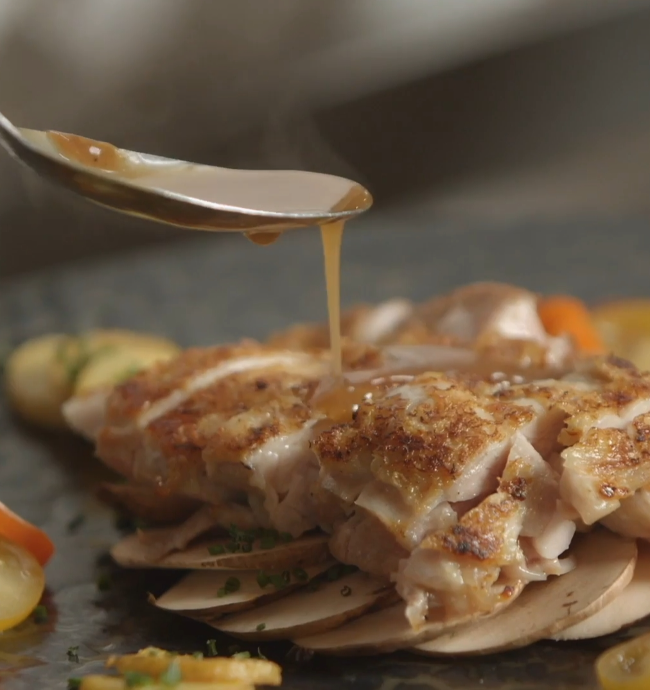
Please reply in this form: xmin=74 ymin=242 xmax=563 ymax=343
xmin=84 ymin=341 xmax=483 ymax=539
xmin=395 ymin=434 xmax=575 ymax=626
xmin=313 ymin=371 xmax=550 ymax=557
xmin=602 ymin=488 xmax=650 ymax=540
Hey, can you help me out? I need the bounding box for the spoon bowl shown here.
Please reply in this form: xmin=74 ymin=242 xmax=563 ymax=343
xmin=0 ymin=111 xmax=372 ymax=234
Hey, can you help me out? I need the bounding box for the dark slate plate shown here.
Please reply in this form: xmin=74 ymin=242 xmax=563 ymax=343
xmin=2 ymin=207 xmax=650 ymax=689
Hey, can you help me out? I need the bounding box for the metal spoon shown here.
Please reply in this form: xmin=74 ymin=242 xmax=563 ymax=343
xmin=0 ymin=111 xmax=372 ymax=233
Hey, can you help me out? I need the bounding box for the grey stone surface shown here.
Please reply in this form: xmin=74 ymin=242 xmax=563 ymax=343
xmin=1 ymin=210 xmax=649 ymax=688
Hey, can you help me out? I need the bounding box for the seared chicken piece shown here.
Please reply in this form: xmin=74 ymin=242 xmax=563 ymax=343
xmin=91 ymin=342 xmax=331 ymax=536
xmin=312 ymin=371 xmax=556 ymax=558
xmin=69 ymin=340 xmax=481 ymax=540
xmin=395 ymin=434 xmax=575 ymax=626
xmin=483 ymin=356 xmax=650 ymax=528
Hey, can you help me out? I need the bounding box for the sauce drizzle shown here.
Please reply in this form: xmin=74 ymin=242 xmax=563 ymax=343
xmin=320 ymin=221 xmax=345 ymax=376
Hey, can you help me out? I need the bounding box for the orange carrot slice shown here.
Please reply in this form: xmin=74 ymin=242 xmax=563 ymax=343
xmin=0 ymin=502 xmax=55 ymax=567
xmin=538 ymin=295 xmax=605 ymax=354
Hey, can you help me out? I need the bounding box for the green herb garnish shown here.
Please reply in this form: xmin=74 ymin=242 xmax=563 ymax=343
xmin=206 ymin=639 xmax=218 ymax=657
xmin=192 ymin=651 xmax=204 ymax=659
xmin=259 ymin=534 xmax=276 ymax=550
xmin=33 ymin=605 xmax=48 ymax=623
xmin=67 ymin=679 xmax=82 ymax=690
xmin=256 ymin=623 xmax=266 ymax=632
xmin=208 ymin=543 xmax=226 ymax=556
xmin=67 ymin=646 xmax=80 ymax=663
xmin=269 ymin=573 xmax=288 ymax=590
xmin=232 ymin=651 xmax=251 ymax=659
xmin=256 ymin=570 xmax=270 ymax=589
xmin=218 ymin=576 xmax=241 ymax=597
xmin=160 ymin=659 xmax=182 ymax=685
xmin=257 ymin=648 xmax=268 ymax=660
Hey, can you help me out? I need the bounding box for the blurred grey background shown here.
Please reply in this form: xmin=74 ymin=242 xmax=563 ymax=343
xmin=2 ymin=0 xmax=650 ymax=279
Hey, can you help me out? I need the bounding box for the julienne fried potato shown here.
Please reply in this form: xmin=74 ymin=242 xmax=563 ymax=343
xmin=70 ymin=647 xmax=282 ymax=690
xmin=4 ymin=329 xmax=179 ymax=429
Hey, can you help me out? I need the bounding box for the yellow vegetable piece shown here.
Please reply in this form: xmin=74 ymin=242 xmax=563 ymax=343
xmin=0 ymin=536 xmax=45 ymax=632
xmin=596 ymin=631 xmax=650 ymax=690
xmin=4 ymin=329 xmax=179 ymax=430
xmin=106 ymin=649 xmax=281 ymax=686
xmin=80 ymin=676 xmax=253 ymax=690
xmin=73 ymin=340 xmax=179 ymax=396
xmin=592 ymin=300 xmax=650 ymax=370
xmin=4 ymin=334 xmax=77 ymax=428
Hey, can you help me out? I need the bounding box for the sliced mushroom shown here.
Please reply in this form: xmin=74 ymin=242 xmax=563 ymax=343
xmin=414 ymin=529 xmax=637 ymax=656
xmin=111 ymin=532 xmax=330 ymax=571
xmin=552 ymin=540 xmax=650 ymax=641
xmin=293 ymin=582 xmax=523 ymax=655
xmin=153 ymin=562 xmax=334 ymax=620
xmin=214 ymin=571 xmax=395 ymax=641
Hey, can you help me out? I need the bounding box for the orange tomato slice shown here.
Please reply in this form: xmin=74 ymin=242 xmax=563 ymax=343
xmin=0 ymin=502 xmax=55 ymax=567
xmin=0 ymin=536 xmax=45 ymax=632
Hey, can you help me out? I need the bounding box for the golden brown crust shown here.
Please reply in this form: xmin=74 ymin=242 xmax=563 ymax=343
xmin=314 ymin=372 xmax=536 ymax=506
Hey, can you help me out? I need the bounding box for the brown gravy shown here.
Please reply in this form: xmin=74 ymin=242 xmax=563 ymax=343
xmin=46 ymin=131 xmax=128 ymax=174
xmin=45 ymin=130 xmax=373 ymax=376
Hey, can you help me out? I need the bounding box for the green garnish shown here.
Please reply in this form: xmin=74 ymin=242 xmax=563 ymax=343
xmin=208 ymin=544 xmax=226 ymax=556
xmin=159 ymin=659 xmax=182 ymax=685
xmin=33 ymin=605 xmax=48 ymax=623
xmin=124 ymin=670 xmax=155 ymax=687
xmin=257 ymin=648 xmax=268 ymax=660
xmin=67 ymin=646 xmax=80 ymax=663
xmin=256 ymin=571 xmax=270 ymax=589
xmin=67 ymin=679 xmax=82 ymax=690
xmin=292 ymin=568 xmax=308 ymax=582
xmin=232 ymin=651 xmax=251 ymax=659
xmin=192 ymin=651 xmax=204 ymax=659
xmin=268 ymin=573 xmax=288 ymax=590
xmin=256 ymin=623 xmax=266 ymax=632
xmin=259 ymin=534 xmax=276 ymax=550
xmin=225 ymin=576 xmax=241 ymax=592
xmin=218 ymin=576 xmax=241 ymax=596
xmin=206 ymin=639 xmax=218 ymax=657
xmin=341 ymin=585 xmax=352 ymax=597
xmin=117 ymin=364 xmax=143 ymax=383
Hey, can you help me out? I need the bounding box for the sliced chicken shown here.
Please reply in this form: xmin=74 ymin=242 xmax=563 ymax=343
xmin=312 ymin=371 xmax=560 ymax=560
xmin=395 ymin=434 xmax=573 ymax=626
xmin=74 ymin=340 xmax=483 ymax=540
